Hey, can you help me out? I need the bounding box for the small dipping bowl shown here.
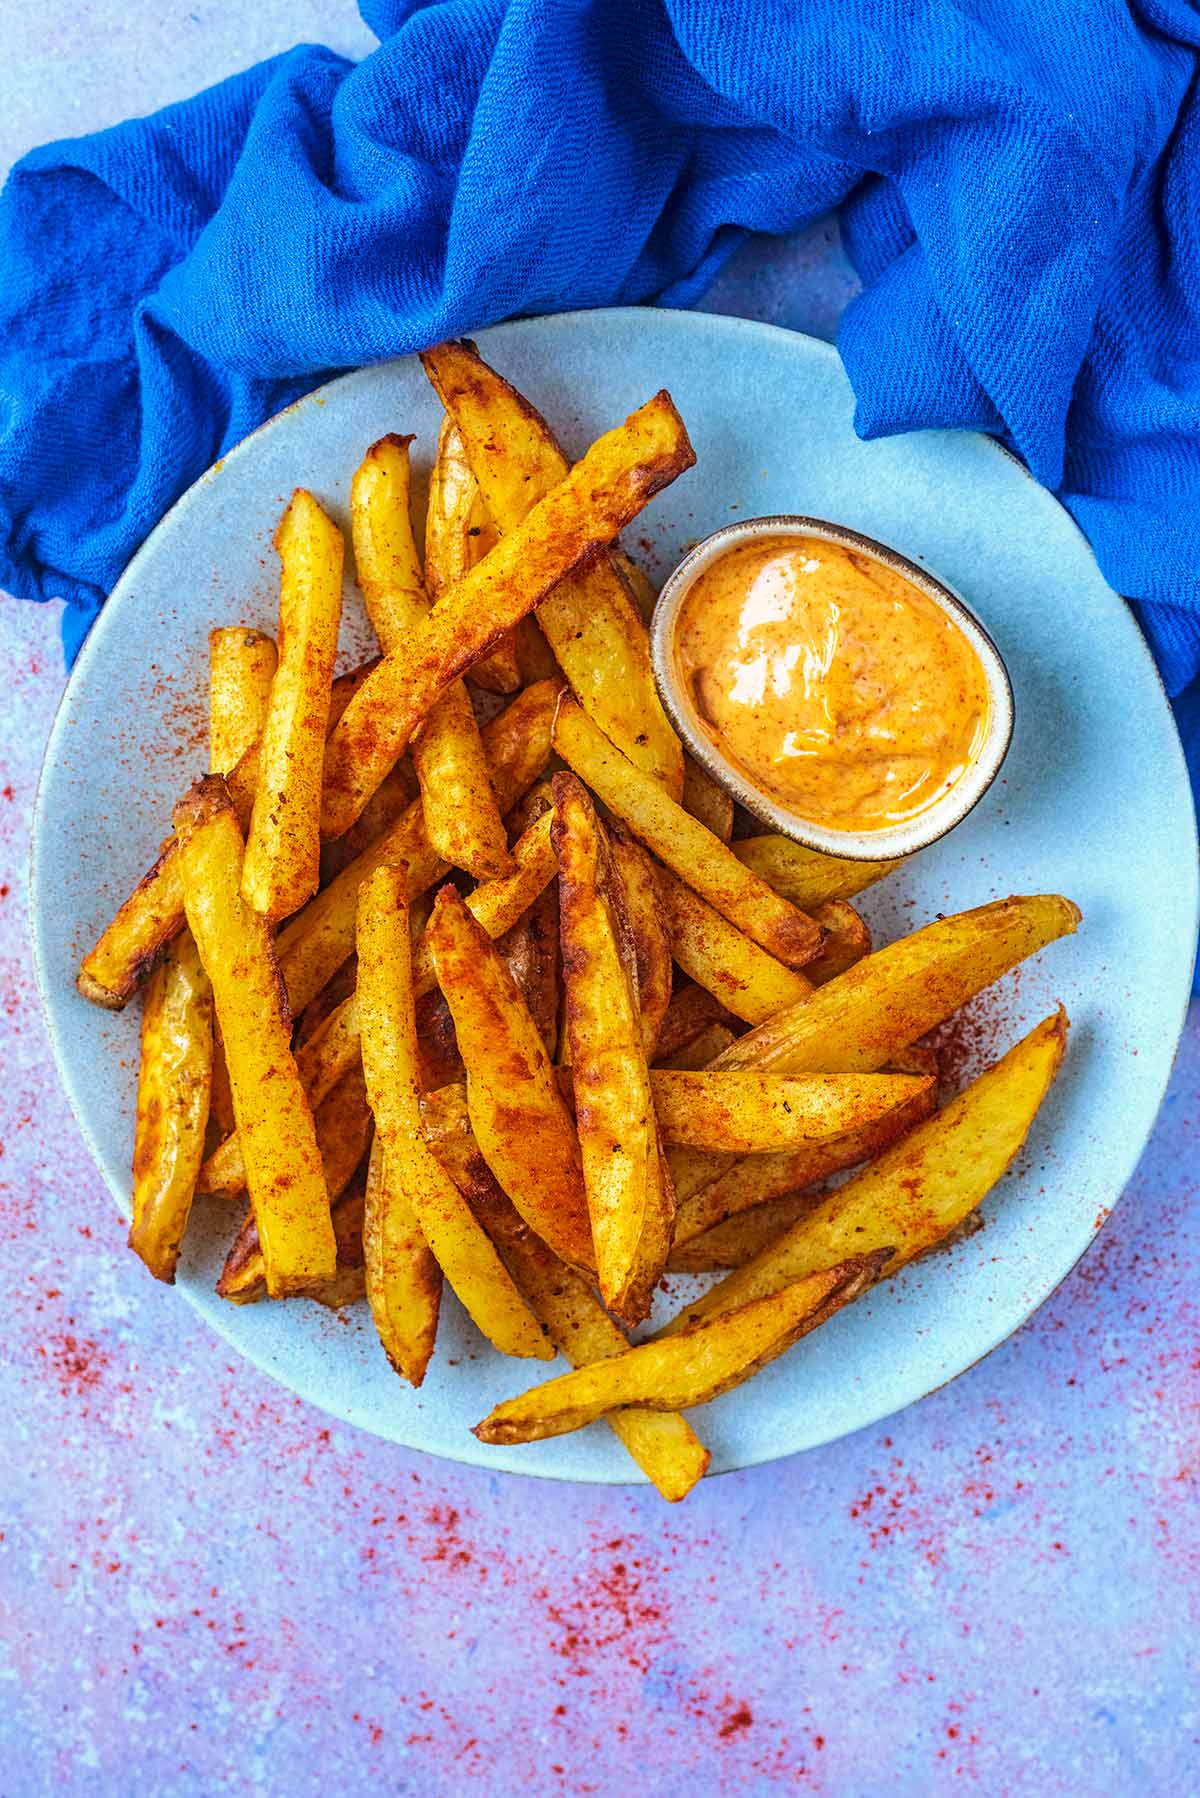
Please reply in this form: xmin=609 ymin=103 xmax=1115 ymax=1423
xmin=650 ymin=516 xmax=1015 ymax=861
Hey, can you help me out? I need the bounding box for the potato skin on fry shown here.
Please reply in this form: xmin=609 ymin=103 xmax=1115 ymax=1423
xmin=663 ymin=1010 xmax=1068 ymax=1337
xmin=553 ymin=694 xmax=823 ymax=971
xmin=322 ymin=388 xmax=694 ymax=837
xmin=421 ymin=339 xmax=685 ymax=797
xmin=474 ymin=1254 xmax=885 ymax=1444
xmin=554 ymin=773 xmax=674 ymax=1325
xmin=656 ymin=864 xmax=813 ymax=1025
xmin=242 ymin=489 xmax=344 ymax=920
xmin=648 ymin=1069 xmax=935 ymax=1154
xmin=425 ymin=883 xmax=596 ymax=1274
xmin=173 ymin=776 xmax=336 ymax=1297
xmin=605 ymin=827 xmax=673 ymax=1060
xmin=128 ymin=932 xmax=214 ymax=1282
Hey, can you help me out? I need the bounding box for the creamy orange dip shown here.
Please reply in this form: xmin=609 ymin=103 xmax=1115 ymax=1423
xmin=675 ymin=535 xmax=991 ymax=834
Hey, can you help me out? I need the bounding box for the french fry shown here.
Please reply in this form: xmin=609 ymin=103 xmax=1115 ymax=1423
xmin=653 ymin=983 xmax=738 ymax=1064
xmin=241 ymin=489 xmax=344 ymax=919
xmin=128 ymin=933 xmax=213 ymax=1282
xmin=553 ymin=694 xmax=823 ymax=971
xmin=319 ymin=762 xmax=420 ymax=882
xmin=174 ymin=777 xmax=336 ymax=1295
xmin=611 ymin=546 xmax=658 ymax=625
xmin=322 ymin=390 xmax=695 ymax=837
xmin=410 ymin=809 xmax=557 ymax=997
xmin=208 ymin=627 xmax=277 ymax=775
xmin=732 ymin=835 xmax=903 ymax=909
xmin=804 ymin=900 xmax=871 ymax=984
xmin=670 ymin=1079 xmax=938 ymax=1246
xmin=474 ymin=1255 xmax=885 ymax=1444
xmin=710 ymin=895 xmax=1081 ymax=1076
xmin=682 ymin=753 xmax=734 ymax=842
xmin=554 ymin=774 xmax=673 ymax=1325
xmin=277 ymin=681 xmax=557 ymax=1017
xmin=649 ymin=1069 xmax=935 ymax=1154
xmin=421 ymin=339 xmax=685 ymax=797
xmin=498 ymin=882 xmax=560 ymax=1059
xmin=425 ymin=883 xmax=595 ymax=1273
xmin=75 ymin=658 xmax=385 ymax=1012
xmin=361 ymin=1133 xmax=443 ymax=1384
xmin=656 ymin=864 xmax=813 ymax=1025
xmin=654 ymin=1023 xmax=737 ymax=1071
xmin=353 ymin=434 xmax=512 ymax=881
xmin=356 ymin=866 xmax=550 ymax=1360
xmin=663 ymin=1011 xmax=1068 ymax=1335
xmin=425 ymin=415 xmax=520 ymax=694
xmin=514 ymin=615 xmax=559 ymax=684
xmin=606 ymin=827 xmax=673 ymax=1059
xmin=423 ymin=1086 xmax=709 ymax=1501
xmin=667 ymin=1191 xmax=822 ymax=1273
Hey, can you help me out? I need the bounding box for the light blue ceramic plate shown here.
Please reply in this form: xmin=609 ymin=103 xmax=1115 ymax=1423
xmin=31 ymin=311 xmax=1198 ymax=1485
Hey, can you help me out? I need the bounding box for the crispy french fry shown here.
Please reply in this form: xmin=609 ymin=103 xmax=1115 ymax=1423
xmin=656 ymin=864 xmax=813 ymax=1025
xmin=277 ymin=681 xmax=557 ymax=1017
xmin=554 ymin=774 xmax=673 ymax=1324
xmin=411 ymin=809 xmax=557 ymax=997
xmin=606 ymin=827 xmax=672 ymax=1059
xmin=322 ymin=390 xmax=695 ymax=837
xmin=649 ymin=1069 xmax=935 ymax=1154
xmin=353 ymin=434 xmax=512 ymax=881
xmin=732 ymin=835 xmax=903 ymax=909
xmin=425 ymin=883 xmax=595 ymax=1273
xmin=208 ymin=628 xmax=277 ymax=775
xmin=241 ymin=490 xmax=344 ymax=919
xmin=670 ymin=1079 xmax=938 ymax=1246
xmin=653 ymin=983 xmax=738 ymax=1064
xmin=663 ymin=1011 xmax=1068 ymax=1336
xmin=425 ymin=415 xmax=520 ymax=694
xmin=514 ymin=615 xmax=559 ymax=684
xmin=319 ymin=762 xmax=420 ymax=882
xmin=77 ymin=656 xmax=392 ymax=1007
xmin=498 ymin=881 xmax=560 ymax=1059
xmin=666 ymin=1191 xmax=822 ymax=1273
xmin=423 ymin=1086 xmax=709 ymax=1500
xmin=682 ymin=753 xmax=734 ymax=842
xmin=356 ymin=866 xmax=550 ymax=1360
xmin=804 ymin=899 xmax=871 ymax=984
xmin=421 ymin=340 xmax=685 ymax=798
xmin=128 ymin=933 xmax=213 ymax=1282
xmin=710 ymin=895 xmax=1081 ymax=1076
xmin=174 ymin=777 xmax=336 ymax=1295
xmin=475 ymin=1255 xmax=885 ymax=1444
xmin=654 ymin=1023 xmax=737 ymax=1071
xmin=611 ymin=546 xmax=658 ymax=625
xmin=361 ymin=1133 xmax=443 ymax=1384
xmin=553 ymin=695 xmax=823 ymax=971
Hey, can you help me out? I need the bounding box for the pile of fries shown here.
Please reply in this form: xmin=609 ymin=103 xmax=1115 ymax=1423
xmin=81 ymin=340 xmax=1079 ymax=1501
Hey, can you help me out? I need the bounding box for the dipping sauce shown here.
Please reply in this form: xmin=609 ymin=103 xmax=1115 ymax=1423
xmin=675 ymin=535 xmax=991 ymax=834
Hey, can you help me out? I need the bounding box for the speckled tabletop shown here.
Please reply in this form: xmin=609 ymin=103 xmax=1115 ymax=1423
xmin=2 ymin=8 xmax=1198 ymax=1795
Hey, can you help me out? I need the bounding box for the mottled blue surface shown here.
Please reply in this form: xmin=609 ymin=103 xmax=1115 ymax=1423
xmin=2 ymin=8 xmax=1198 ymax=1794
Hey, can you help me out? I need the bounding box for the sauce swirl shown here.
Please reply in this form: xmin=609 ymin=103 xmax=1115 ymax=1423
xmin=675 ymin=535 xmax=991 ymax=834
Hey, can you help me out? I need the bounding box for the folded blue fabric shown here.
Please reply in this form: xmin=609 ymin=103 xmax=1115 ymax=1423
xmin=2 ymin=1 xmax=1199 ymax=781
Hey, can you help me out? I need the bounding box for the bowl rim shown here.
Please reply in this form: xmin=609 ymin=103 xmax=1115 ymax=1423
xmin=649 ymin=512 xmax=1016 ymax=861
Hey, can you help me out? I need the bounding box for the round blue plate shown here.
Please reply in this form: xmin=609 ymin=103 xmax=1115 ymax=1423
xmin=31 ymin=311 xmax=1198 ymax=1485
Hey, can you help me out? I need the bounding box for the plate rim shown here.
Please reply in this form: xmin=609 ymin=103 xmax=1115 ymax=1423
xmin=29 ymin=307 xmax=1200 ymax=1487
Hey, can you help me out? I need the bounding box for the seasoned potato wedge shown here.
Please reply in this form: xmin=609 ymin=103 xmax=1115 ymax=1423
xmin=803 ymin=899 xmax=871 ymax=985
xmin=322 ymin=390 xmax=695 ymax=836
xmin=356 ymin=866 xmax=550 ymax=1362
xmin=241 ymin=489 xmax=344 ymax=919
xmin=277 ymin=681 xmax=557 ymax=1016
xmin=423 ymin=1086 xmax=709 ymax=1501
xmin=682 ymin=753 xmax=734 ymax=842
xmin=605 ymin=826 xmax=673 ymax=1060
xmin=174 ymin=777 xmax=336 ymax=1296
xmin=498 ymin=882 xmax=561 ymax=1059
xmin=664 ymin=1011 xmax=1068 ymax=1335
xmin=554 ymin=774 xmax=673 ymax=1324
xmin=732 ymin=835 xmax=903 ymax=909
xmin=421 ymin=339 xmax=685 ymax=797
xmin=361 ymin=1133 xmax=443 ymax=1385
xmin=411 ymin=809 xmax=557 ymax=997
xmin=656 ymin=864 xmax=813 ymax=1024
xmin=425 ymin=414 xmax=520 ymax=694
xmin=208 ymin=627 xmax=276 ymax=776
xmin=667 ymin=1191 xmax=822 ymax=1273
xmin=553 ymin=695 xmax=823 ymax=970
xmin=475 ymin=1254 xmax=885 ymax=1443
xmin=353 ymin=433 xmax=511 ymax=880
xmin=649 ymin=1069 xmax=935 ymax=1154
xmin=653 ymin=983 xmax=738 ymax=1064
xmin=710 ymin=895 xmax=1080 ymax=1076
xmin=425 ymin=883 xmax=595 ymax=1273
xmin=653 ymin=1021 xmax=738 ymax=1071
xmin=128 ymin=933 xmax=213 ymax=1282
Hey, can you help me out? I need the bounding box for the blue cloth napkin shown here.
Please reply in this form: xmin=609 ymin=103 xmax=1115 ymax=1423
xmin=2 ymin=0 xmax=1199 ymax=804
